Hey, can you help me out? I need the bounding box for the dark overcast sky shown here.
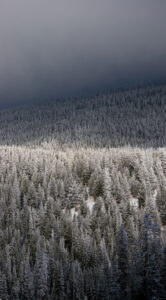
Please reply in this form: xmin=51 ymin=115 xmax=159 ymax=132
xmin=0 ymin=0 xmax=166 ymax=107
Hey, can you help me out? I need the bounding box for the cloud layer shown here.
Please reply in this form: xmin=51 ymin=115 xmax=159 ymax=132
xmin=0 ymin=0 xmax=166 ymax=106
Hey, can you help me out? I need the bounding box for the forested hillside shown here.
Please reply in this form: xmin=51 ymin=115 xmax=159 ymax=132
xmin=0 ymin=84 xmax=166 ymax=299
xmin=0 ymin=83 xmax=166 ymax=148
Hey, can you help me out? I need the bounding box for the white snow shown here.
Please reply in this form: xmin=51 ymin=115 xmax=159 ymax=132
xmin=86 ymin=196 xmax=95 ymax=214
xmin=61 ymin=207 xmax=78 ymax=220
xmin=130 ymin=189 xmax=158 ymax=210
xmin=161 ymin=225 xmax=166 ymax=240
xmin=130 ymin=197 xmax=139 ymax=209
xmin=70 ymin=207 xmax=78 ymax=220
xmin=153 ymin=188 xmax=158 ymax=199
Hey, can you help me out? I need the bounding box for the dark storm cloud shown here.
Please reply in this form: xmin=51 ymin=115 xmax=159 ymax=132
xmin=0 ymin=0 xmax=166 ymax=107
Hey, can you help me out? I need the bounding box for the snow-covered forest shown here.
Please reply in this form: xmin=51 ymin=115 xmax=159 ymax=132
xmin=0 ymin=84 xmax=166 ymax=299
xmin=0 ymin=83 xmax=166 ymax=148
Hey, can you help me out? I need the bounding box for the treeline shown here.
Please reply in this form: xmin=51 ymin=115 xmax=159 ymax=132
xmin=0 ymin=83 xmax=165 ymax=148
xmin=0 ymin=146 xmax=166 ymax=299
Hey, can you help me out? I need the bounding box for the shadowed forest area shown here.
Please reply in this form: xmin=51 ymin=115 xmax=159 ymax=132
xmin=0 ymin=83 xmax=165 ymax=148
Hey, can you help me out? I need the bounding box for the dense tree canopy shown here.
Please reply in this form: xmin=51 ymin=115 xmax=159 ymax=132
xmin=0 ymin=83 xmax=166 ymax=299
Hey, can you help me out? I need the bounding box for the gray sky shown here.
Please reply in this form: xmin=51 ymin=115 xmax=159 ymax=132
xmin=0 ymin=0 xmax=166 ymax=107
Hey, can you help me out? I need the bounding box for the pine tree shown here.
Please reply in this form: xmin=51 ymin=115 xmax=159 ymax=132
xmin=140 ymin=214 xmax=163 ymax=299
xmin=161 ymin=243 xmax=166 ymax=299
xmin=51 ymin=261 xmax=65 ymax=300
xmin=0 ymin=271 xmax=8 ymax=300
xmin=110 ymin=257 xmax=120 ymax=300
xmin=35 ymin=247 xmax=49 ymax=300
xmin=23 ymin=251 xmax=34 ymax=299
xmin=116 ymin=225 xmax=130 ymax=300
xmin=67 ymin=181 xmax=83 ymax=209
